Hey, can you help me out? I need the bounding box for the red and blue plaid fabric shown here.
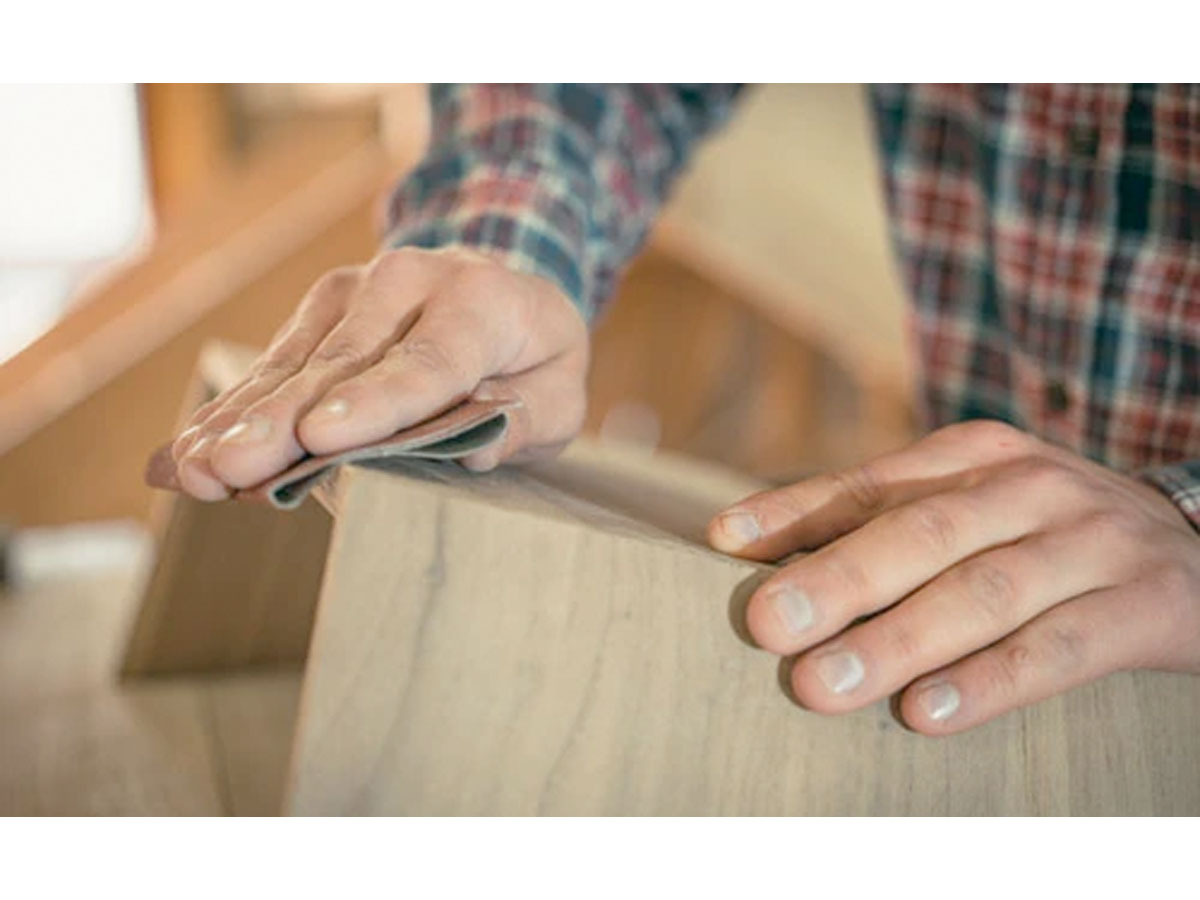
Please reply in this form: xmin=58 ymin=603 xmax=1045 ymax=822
xmin=385 ymin=84 xmax=1200 ymax=528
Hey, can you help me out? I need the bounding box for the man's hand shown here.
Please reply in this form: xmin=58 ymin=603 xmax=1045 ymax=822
xmin=707 ymin=420 xmax=1200 ymax=734
xmin=169 ymin=246 xmax=590 ymax=500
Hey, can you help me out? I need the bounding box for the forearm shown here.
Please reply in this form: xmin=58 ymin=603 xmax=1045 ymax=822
xmin=383 ymin=84 xmax=744 ymax=322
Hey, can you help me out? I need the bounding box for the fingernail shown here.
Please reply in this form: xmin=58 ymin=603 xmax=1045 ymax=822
xmin=183 ymin=434 xmax=213 ymax=459
xmin=177 ymin=439 xmax=230 ymax=500
xmin=172 ymin=427 xmax=202 ymax=461
xmin=815 ymin=650 xmax=865 ymax=694
xmin=219 ymin=416 xmax=272 ymax=444
xmin=769 ymin=586 xmax=814 ymax=636
xmin=918 ymin=682 xmax=960 ymax=722
xmin=714 ymin=511 xmax=761 ymax=550
xmin=309 ymin=397 xmax=350 ymax=420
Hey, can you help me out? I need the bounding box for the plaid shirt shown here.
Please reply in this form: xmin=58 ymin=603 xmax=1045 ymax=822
xmin=385 ymin=84 xmax=1200 ymax=529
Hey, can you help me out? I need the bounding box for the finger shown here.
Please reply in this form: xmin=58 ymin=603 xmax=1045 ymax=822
xmin=174 ymin=354 xmax=309 ymax=472
xmin=746 ymin=457 xmax=1093 ymax=655
xmin=458 ymin=351 xmax=588 ymax=472
xmin=294 ymin=298 xmax=519 ymax=456
xmin=205 ymin=276 xmax=430 ymax=489
xmin=170 ymin=269 xmax=356 ymax=463
xmin=171 ymin=398 xmax=224 ymax=461
xmin=785 ymin=520 xmax=1129 ymax=712
xmin=897 ymin=584 xmax=1165 ymax=735
xmin=175 ymin=435 xmax=233 ymax=501
xmin=708 ymin=419 xmax=1040 ymax=559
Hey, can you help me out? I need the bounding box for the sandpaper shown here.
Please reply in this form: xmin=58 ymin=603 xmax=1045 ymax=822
xmin=144 ymin=398 xmax=519 ymax=510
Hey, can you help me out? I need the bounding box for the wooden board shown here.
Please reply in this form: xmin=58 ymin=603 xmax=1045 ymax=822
xmin=283 ymin=456 xmax=1200 ymax=815
xmin=120 ymin=341 xmax=333 ymax=676
xmin=120 ymin=493 xmax=331 ymax=676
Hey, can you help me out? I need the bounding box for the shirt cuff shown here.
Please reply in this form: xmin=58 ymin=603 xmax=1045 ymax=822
xmin=382 ymin=160 xmax=597 ymax=322
xmin=1139 ymin=460 xmax=1200 ymax=532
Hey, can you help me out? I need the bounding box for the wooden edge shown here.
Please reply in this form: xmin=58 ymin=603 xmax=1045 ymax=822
xmin=0 ymin=141 xmax=398 ymax=457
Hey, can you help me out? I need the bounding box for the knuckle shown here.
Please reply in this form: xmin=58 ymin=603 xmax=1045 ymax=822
xmin=1078 ymin=508 xmax=1141 ymax=547
xmin=185 ymin=397 xmax=222 ymax=426
xmin=399 ymin=336 xmax=459 ymax=374
xmin=368 ymin=248 xmax=424 ymax=283
xmin=251 ymin=374 xmax=305 ymax=409
xmin=308 ymin=339 xmax=370 ymax=371
xmin=1042 ymin=623 xmax=1090 ymax=673
xmin=238 ymin=393 xmax=288 ymax=421
xmin=1009 ymin=455 xmax=1060 ymax=484
xmin=391 ymin=336 xmax=477 ymax=392
xmin=987 ymin=642 xmax=1033 ymax=697
xmin=269 ymin=317 xmax=325 ymax=356
xmin=1009 ymin=457 xmax=1084 ymax=499
xmin=957 ymin=558 xmax=1019 ymax=623
xmin=762 ymin=484 xmax=811 ymax=523
xmin=311 ymin=266 xmax=361 ymax=299
xmin=899 ymin=500 xmax=959 ymax=554
xmin=254 ymin=353 xmax=302 ymax=382
xmin=884 ymin=622 xmax=924 ymax=662
xmin=944 ymin=419 xmax=1032 ymax=452
xmin=819 ymin=548 xmax=873 ymax=606
xmin=830 ymin=464 xmax=885 ymax=514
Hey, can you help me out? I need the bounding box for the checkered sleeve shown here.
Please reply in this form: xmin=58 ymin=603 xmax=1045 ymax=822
xmin=383 ymin=84 xmax=744 ymax=322
xmin=1140 ymin=462 xmax=1200 ymax=532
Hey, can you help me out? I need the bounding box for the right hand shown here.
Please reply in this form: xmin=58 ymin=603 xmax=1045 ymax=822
xmin=168 ymin=246 xmax=591 ymax=501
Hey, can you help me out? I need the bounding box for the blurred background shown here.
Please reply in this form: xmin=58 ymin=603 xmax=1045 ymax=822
xmin=0 ymin=83 xmax=914 ymax=813
xmin=0 ymin=83 xmax=913 ymax=531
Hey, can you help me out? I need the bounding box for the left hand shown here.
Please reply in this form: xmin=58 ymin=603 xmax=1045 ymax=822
xmin=706 ymin=420 xmax=1200 ymax=735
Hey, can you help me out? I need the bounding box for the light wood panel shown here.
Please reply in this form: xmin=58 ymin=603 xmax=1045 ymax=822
xmin=120 ymin=493 xmax=331 ymax=675
xmin=283 ymin=455 xmax=1200 ymax=815
xmin=119 ymin=341 xmax=331 ymax=676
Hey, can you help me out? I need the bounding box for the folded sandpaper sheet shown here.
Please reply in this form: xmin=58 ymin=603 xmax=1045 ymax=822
xmin=144 ymin=398 xmax=519 ymax=510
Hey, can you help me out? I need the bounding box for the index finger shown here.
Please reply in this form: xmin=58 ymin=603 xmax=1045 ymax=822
xmin=707 ymin=420 xmax=1039 ymax=561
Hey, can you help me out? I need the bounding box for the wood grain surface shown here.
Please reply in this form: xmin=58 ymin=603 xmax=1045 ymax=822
xmin=120 ymin=491 xmax=331 ymax=676
xmin=284 ymin=454 xmax=1200 ymax=815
